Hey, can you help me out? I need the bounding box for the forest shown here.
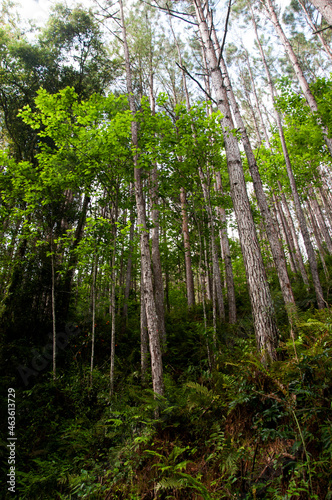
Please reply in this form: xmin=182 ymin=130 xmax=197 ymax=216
xmin=0 ymin=0 xmax=332 ymax=497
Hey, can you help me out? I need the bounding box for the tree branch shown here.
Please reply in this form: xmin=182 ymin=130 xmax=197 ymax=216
xmin=218 ymin=0 xmax=232 ymax=66
xmin=175 ymin=62 xmax=217 ymax=104
xmin=312 ymin=25 xmax=332 ymax=34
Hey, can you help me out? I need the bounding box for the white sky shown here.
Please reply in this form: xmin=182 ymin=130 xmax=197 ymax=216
xmin=18 ymin=0 xmax=51 ymax=25
xmin=17 ymin=0 xmax=291 ymax=27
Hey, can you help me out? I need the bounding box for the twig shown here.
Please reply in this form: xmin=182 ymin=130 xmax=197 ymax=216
xmin=175 ymin=62 xmax=217 ymax=104
xmin=217 ymin=0 xmax=232 ymax=66
xmin=313 ymin=25 xmax=332 ymax=34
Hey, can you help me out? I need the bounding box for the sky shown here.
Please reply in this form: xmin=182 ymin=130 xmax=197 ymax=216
xmin=18 ymin=0 xmax=291 ymax=27
xmin=18 ymin=0 xmax=51 ymax=25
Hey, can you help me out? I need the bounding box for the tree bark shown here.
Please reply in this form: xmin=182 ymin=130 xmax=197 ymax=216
xmin=110 ymin=227 xmax=117 ymax=396
xmin=90 ymin=254 xmax=97 ymax=386
xmin=307 ymin=0 xmax=332 ymax=26
xmin=263 ymin=0 xmax=332 ymax=156
xmin=119 ymin=0 xmax=164 ymax=396
xmin=210 ymin=15 xmax=296 ymax=320
xmin=122 ymin=186 xmax=135 ymax=319
xmin=215 ymin=171 xmax=237 ymax=323
xmin=140 ymin=270 xmax=149 ymax=383
xmin=305 ymin=199 xmax=329 ymax=279
xmin=278 ymin=187 xmax=310 ymax=285
xmin=193 ymin=0 xmax=279 ymax=361
xmin=149 ymin=80 xmax=166 ymax=347
xmin=298 ymin=0 xmax=332 ymax=61
xmin=308 ymin=185 xmax=332 ymax=253
xmin=272 ymin=193 xmax=297 ymax=274
xmin=180 ymin=187 xmax=196 ymax=308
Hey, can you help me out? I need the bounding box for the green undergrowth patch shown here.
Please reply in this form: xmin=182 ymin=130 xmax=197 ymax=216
xmin=1 ymin=310 xmax=332 ymax=499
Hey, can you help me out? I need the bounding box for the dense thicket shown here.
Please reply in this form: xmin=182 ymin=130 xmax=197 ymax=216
xmin=0 ymin=0 xmax=332 ymax=498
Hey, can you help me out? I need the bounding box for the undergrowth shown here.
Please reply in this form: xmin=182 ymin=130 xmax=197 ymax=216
xmin=1 ymin=309 xmax=332 ymax=499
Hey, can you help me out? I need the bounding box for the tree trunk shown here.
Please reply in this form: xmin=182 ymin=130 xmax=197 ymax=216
xmin=122 ymin=186 xmax=135 ymax=319
xmin=193 ymin=0 xmax=279 ymax=361
xmin=318 ymin=184 xmax=332 ymax=231
xmin=180 ymin=187 xmax=195 ymax=308
xmin=278 ymin=177 xmax=325 ymax=308
xmin=264 ymin=0 xmax=332 ymax=156
xmin=198 ymin=166 xmax=225 ymax=321
xmin=140 ymin=270 xmax=149 ymax=383
xmin=110 ymin=219 xmax=117 ymax=396
xmin=307 ymin=0 xmax=332 ymax=26
xmin=215 ymin=176 xmax=237 ymax=323
xmin=150 ymin=164 xmax=166 ymax=346
xmin=249 ymin=6 xmax=323 ymax=305
xmin=243 ymin=50 xmax=270 ymax=145
xmin=51 ymin=235 xmax=56 ymax=382
xmin=308 ymin=185 xmax=332 ymax=253
xmin=90 ymin=254 xmax=97 ymax=386
xmin=298 ymin=0 xmax=332 ymax=61
xmin=119 ymin=0 xmax=164 ymax=396
xmin=272 ymin=193 xmax=297 ymax=274
xmin=149 ymin=80 xmax=166 ymax=347
xmin=210 ymin=15 xmax=296 ymax=320
xmin=278 ymin=187 xmax=310 ymax=285
xmin=305 ymin=200 xmax=329 ymax=279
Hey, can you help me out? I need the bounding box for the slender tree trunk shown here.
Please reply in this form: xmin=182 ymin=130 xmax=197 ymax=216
xmin=194 ymin=0 xmax=279 ymax=361
xmin=209 ymin=15 xmax=296 ymax=320
xmin=149 ymin=80 xmax=166 ymax=347
xmin=305 ymin=200 xmax=329 ymax=278
xmin=307 ymin=0 xmax=332 ymax=26
xmin=272 ymin=193 xmax=297 ymax=274
xmin=278 ymin=186 xmax=310 ymax=289
xmin=244 ymin=50 xmax=270 ymax=145
xmin=278 ymin=188 xmax=309 ymax=284
xmin=298 ymin=0 xmax=332 ymax=61
xmin=204 ymin=235 xmax=212 ymax=302
xmin=215 ymin=172 xmax=237 ymax=323
xmin=198 ymin=166 xmax=225 ymax=320
xmin=318 ymin=184 xmax=332 ymax=231
xmin=263 ymin=0 xmax=332 ymax=156
xmin=308 ymin=185 xmax=332 ymax=253
xmin=110 ymin=230 xmax=117 ymax=396
xmin=51 ymin=235 xmax=56 ymax=382
xmin=250 ymin=7 xmax=324 ymax=306
xmin=168 ymin=22 xmax=197 ymax=311
xmin=162 ymin=211 xmax=171 ymax=314
xmin=245 ymin=88 xmax=263 ymax=147
xmin=197 ymin=222 xmax=213 ymax=369
xmin=279 ymin=179 xmax=325 ymax=308
xmin=180 ymin=187 xmax=195 ymax=308
xmin=119 ymin=0 xmax=164 ymax=396
xmin=90 ymin=254 xmax=97 ymax=386
xmin=140 ymin=270 xmax=149 ymax=383
xmin=122 ymin=188 xmax=135 ymax=319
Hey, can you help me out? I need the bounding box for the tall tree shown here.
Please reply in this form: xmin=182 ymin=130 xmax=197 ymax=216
xmin=118 ymin=0 xmax=164 ymax=396
xmin=192 ymin=0 xmax=279 ymax=361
